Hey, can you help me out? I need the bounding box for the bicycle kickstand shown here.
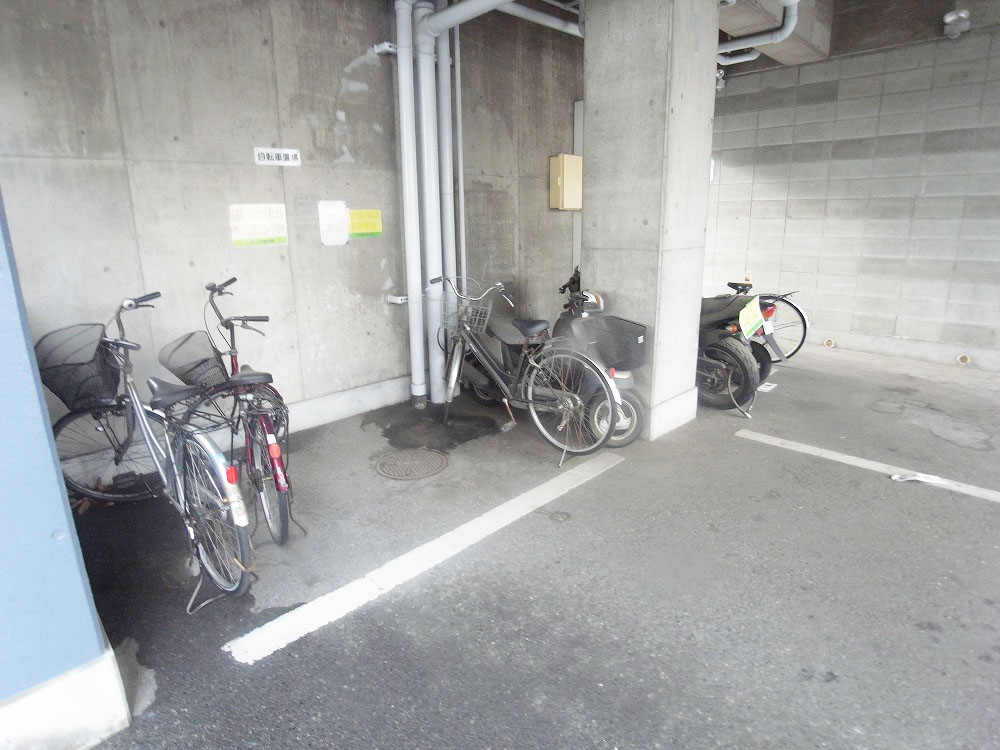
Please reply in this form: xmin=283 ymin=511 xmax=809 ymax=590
xmin=500 ymin=397 xmax=517 ymax=433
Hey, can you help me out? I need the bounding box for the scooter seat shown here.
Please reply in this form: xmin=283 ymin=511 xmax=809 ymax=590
xmin=147 ymin=377 xmax=203 ymax=411
xmin=700 ymin=295 xmax=748 ymax=325
xmin=727 ymin=281 xmax=752 ymax=294
xmin=512 ymin=318 xmax=549 ymax=338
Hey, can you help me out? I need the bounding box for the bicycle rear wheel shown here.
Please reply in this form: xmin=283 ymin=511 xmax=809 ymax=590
xmin=182 ymin=438 xmax=252 ymax=595
xmin=526 ymin=349 xmax=616 ymax=455
xmin=247 ymin=416 xmax=290 ymax=545
xmin=54 ymin=405 xmax=165 ymax=501
xmin=759 ymin=296 xmax=808 ymax=362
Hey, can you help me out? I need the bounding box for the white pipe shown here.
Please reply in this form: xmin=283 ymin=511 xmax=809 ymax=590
xmin=436 ymin=0 xmax=458 ymax=288
xmin=420 ymin=0 xmax=513 ymax=36
xmin=496 ymin=3 xmax=582 ymax=37
xmin=718 ymin=49 xmax=761 ymax=65
xmin=393 ymin=0 xmax=427 ymax=405
xmin=453 ymin=25 xmax=468 ymax=295
xmin=414 ymin=2 xmax=447 ymax=403
xmin=717 ymin=0 xmax=799 ymax=54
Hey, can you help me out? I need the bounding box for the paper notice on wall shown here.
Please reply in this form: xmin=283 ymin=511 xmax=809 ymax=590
xmin=318 ymin=200 xmax=351 ymax=246
xmin=229 ymin=204 xmax=287 ymax=248
xmin=349 ymin=209 xmax=383 ymax=238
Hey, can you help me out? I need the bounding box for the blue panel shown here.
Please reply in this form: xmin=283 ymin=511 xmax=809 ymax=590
xmin=0 ymin=185 xmax=106 ymax=700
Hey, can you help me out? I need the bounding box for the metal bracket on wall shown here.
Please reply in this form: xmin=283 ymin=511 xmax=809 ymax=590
xmin=373 ymin=42 xmax=397 ymax=56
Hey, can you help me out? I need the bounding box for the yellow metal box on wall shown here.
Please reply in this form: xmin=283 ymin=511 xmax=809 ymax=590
xmin=549 ymin=154 xmax=582 ymax=210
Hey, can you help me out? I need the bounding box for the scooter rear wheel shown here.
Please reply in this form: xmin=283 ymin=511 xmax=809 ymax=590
xmin=698 ymin=338 xmax=760 ymax=409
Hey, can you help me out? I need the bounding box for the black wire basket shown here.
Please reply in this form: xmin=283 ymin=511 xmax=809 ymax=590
xmin=577 ymin=316 xmax=647 ymax=371
xmin=34 ymin=324 xmax=120 ymax=411
xmin=158 ymin=331 xmax=229 ymax=387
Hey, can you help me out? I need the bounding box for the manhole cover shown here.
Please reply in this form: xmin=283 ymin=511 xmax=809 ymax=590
xmin=375 ymin=449 xmax=448 ymax=480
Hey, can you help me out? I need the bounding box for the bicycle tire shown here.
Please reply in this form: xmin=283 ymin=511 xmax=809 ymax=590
xmin=758 ymin=295 xmax=808 ymax=362
xmin=182 ymin=438 xmax=252 ymax=595
xmin=247 ymin=417 xmax=290 ymax=545
xmin=526 ymin=349 xmax=616 ymax=455
xmin=54 ymin=405 xmax=165 ymax=502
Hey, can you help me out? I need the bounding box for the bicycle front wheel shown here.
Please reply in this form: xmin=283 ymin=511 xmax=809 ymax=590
xmin=182 ymin=438 xmax=252 ymax=595
xmin=526 ymin=350 xmax=616 ymax=455
xmin=759 ymin=296 xmax=808 ymax=362
xmin=54 ymin=405 xmax=165 ymax=502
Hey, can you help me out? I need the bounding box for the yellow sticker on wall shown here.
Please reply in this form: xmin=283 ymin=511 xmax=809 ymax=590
xmin=349 ymin=209 xmax=383 ymax=238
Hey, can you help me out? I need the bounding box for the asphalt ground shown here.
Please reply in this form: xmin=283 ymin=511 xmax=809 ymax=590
xmin=78 ymin=344 xmax=1000 ymax=749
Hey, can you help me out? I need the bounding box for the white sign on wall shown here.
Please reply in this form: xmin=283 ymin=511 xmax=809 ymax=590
xmin=254 ymin=147 xmax=301 ymax=166
xmin=318 ymin=200 xmax=350 ymax=247
xmin=229 ymin=204 xmax=288 ymax=248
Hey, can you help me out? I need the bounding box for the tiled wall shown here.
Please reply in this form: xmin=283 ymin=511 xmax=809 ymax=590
xmin=707 ymin=28 xmax=1000 ymax=370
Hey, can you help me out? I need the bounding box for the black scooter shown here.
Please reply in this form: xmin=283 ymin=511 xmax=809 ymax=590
xmin=697 ymin=282 xmax=784 ymax=411
xmin=552 ymin=269 xmax=646 ymax=448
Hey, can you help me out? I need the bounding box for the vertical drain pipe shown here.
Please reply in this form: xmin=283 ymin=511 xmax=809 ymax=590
xmin=394 ymin=0 xmax=427 ymax=406
xmin=453 ymin=25 xmax=468 ymax=295
xmin=413 ymin=1 xmax=446 ymax=403
xmin=437 ymin=0 xmax=458 ymax=289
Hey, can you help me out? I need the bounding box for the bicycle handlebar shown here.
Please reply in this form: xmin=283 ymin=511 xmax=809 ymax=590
xmin=205 ymin=277 xmax=237 ymax=293
xmin=134 ymin=291 xmax=161 ymax=304
xmin=226 ymin=315 xmax=269 ymax=324
xmin=431 ymin=275 xmax=513 ymax=306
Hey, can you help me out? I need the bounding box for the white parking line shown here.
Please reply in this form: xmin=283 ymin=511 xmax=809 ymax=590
xmin=223 ymin=452 xmax=624 ymax=664
xmin=736 ymin=429 xmax=1000 ymax=504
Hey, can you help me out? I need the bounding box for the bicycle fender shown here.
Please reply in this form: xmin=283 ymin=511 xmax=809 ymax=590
xmin=182 ymin=426 xmax=249 ymax=527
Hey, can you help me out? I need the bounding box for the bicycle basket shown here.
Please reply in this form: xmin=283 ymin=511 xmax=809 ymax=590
xmin=577 ymin=316 xmax=647 ymax=371
xmin=442 ymin=293 xmax=492 ymax=335
xmin=34 ymin=324 xmax=119 ymax=410
xmin=158 ymin=331 xmax=229 ymax=387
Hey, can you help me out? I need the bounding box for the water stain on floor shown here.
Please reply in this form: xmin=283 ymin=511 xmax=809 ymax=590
xmin=361 ymin=398 xmax=499 ymax=453
xmin=869 ymin=397 xmax=995 ymax=451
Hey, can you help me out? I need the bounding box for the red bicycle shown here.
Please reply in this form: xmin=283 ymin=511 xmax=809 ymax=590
xmin=158 ymin=278 xmax=292 ymax=545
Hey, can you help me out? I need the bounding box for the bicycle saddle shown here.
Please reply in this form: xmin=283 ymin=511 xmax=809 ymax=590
xmin=229 ymin=365 xmax=273 ymax=386
xmin=512 ymin=318 xmax=549 ymax=338
xmin=147 ymin=377 xmax=203 ymax=411
xmin=727 ymin=281 xmax=752 ymax=294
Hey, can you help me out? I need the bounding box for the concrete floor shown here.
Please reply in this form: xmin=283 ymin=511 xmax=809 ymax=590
xmin=79 ymin=345 xmax=1000 ymax=749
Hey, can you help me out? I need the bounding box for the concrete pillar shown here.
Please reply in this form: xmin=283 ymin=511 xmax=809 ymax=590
xmin=582 ymin=0 xmax=720 ymax=439
xmin=0 ymin=185 xmax=130 ymax=746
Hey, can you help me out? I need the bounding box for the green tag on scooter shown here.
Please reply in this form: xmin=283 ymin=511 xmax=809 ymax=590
xmin=738 ymin=295 xmax=765 ymax=339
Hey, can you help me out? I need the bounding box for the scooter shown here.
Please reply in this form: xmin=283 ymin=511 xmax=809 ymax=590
xmin=552 ymin=268 xmax=647 ymax=448
xmin=697 ymin=283 xmax=783 ymax=412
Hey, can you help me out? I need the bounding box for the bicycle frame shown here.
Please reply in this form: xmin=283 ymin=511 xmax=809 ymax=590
xmin=206 ymin=286 xmax=290 ymax=496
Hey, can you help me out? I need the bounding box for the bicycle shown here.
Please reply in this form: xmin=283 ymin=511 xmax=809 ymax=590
xmin=433 ymin=276 xmax=620 ymax=462
xmin=36 ymin=292 xmax=253 ymax=603
xmin=757 ymin=293 xmax=808 ymax=362
xmin=721 ymin=282 xmax=809 ymax=365
xmin=157 ymin=277 xmax=292 ymax=545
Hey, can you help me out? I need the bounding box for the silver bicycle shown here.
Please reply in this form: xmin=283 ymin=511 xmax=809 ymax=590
xmin=433 ymin=276 xmax=620 ymax=459
xmin=37 ymin=292 xmax=253 ymax=606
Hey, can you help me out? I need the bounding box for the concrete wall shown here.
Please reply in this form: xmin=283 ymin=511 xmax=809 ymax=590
xmin=707 ymin=27 xmax=1000 ymax=370
xmin=460 ymin=13 xmax=583 ymax=326
xmin=0 ymin=1 xmax=580 ymax=414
